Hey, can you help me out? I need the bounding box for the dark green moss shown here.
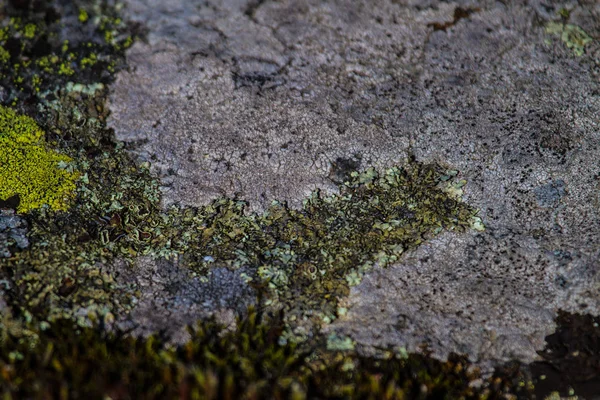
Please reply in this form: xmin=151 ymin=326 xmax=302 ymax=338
xmin=0 ymin=307 xmax=532 ymax=399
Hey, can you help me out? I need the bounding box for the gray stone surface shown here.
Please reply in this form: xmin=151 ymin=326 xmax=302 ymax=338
xmin=0 ymin=209 xmax=29 ymax=258
xmin=108 ymin=0 xmax=600 ymax=368
xmin=113 ymin=257 xmax=256 ymax=342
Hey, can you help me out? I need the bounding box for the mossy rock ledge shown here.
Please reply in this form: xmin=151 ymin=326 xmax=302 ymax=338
xmin=1 ymin=0 xmax=600 ymax=398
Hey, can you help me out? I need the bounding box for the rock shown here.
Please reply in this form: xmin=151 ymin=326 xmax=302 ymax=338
xmin=108 ymin=0 xmax=600 ymax=368
xmin=0 ymin=209 xmax=29 ymax=258
xmin=113 ymin=256 xmax=256 ymax=343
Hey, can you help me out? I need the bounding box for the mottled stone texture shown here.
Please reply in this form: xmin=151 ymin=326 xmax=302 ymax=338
xmin=108 ymin=0 xmax=600 ymax=368
xmin=0 ymin=209 xmax=29 ymax=258
xmin=113 ymin=257 xmax=256 ymax=342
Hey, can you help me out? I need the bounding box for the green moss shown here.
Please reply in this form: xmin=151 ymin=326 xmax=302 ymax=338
xmin=0 ymin=1 xmax=134 ymax=107
xmin=23 ymin=23 xmax=36 ymax=39
xmin=78 ymin=9 xmax=89 ymax=23
xmin=0 ymin=47 xmax=9 ymax=64
xmin=0 ymin=307 xmax=532 ymax=399
xmin=0 ymin=105 xmax=78 ymax=213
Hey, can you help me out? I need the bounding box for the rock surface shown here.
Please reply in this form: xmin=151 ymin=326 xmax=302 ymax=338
xmin=108 ymin=0 xmax=600 ymax=368
xmin=0 ymin=209 xmax=29 ymax=258
xmin=113 ymin=257 xmax=256 ymax=342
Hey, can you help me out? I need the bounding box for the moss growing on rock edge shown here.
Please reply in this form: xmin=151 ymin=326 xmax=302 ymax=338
xmin=0 ymin=307 xmax=533 ymax=399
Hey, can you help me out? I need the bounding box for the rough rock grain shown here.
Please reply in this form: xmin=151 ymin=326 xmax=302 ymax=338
xmin=108 ymin=0 xmax=600 ymax=368
xmin=113 ymin=257 xmax=256 ymax=343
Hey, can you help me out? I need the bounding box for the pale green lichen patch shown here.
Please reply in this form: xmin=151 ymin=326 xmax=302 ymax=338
xmin=546 ymin=22 xmax=593 ymax=56
xmin=0 ymin=105 xmax=78 ymax=213
xmin=133 ymin=163 xmax=480 ymax=340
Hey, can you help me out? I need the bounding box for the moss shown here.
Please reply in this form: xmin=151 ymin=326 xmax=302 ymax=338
xmin=0 ymin=307 xmax=532 ymax=399
xmin=78 ymin=9 xmax=89 ymax=23
xmin=22 ymin=23 xmax=36 ymax=39
xmin=0 ymin=47 xmax=9 ymax=64
xmin=0 ymin=1 xmax=135 ymax=109
xmin=0 ymin=105 xmax=78 ymax=213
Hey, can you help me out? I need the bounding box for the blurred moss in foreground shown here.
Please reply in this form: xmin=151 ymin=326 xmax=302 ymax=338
xmin=0 ymin=308 xmax=531 ymax=400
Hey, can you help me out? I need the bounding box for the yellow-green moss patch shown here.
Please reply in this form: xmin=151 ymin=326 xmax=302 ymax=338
xmin=0 ymin=105 xmax=78 ymax=213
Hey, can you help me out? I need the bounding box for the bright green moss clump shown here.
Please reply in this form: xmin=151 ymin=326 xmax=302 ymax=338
xmin=0 ymin=105 xmax=78 ymax=213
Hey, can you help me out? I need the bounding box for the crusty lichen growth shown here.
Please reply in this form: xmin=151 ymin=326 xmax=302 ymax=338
xmin=0 ymin=105 xmax=78 ymax=213
xmin=134 ymin=163 xmax=481 ymax=341
xmin=1 ymin=91 xmax=157 ymax=326
xmin=545 ymin=6 xmax=593 ymax=58
xmin=0 ymin=0 xmax=483 ymax=349
xmin=0 ymin=1 xmax=141 ymax=327
xmin=0 ymin=1 xmax=540 ymax=397
xmin=546 ymin=22 xmax=593 ymax=56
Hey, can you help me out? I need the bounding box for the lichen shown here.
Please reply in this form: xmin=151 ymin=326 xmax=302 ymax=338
xmin=0 ymin=0 xmax=142 ymax=327
xmin=0 ymin=1 xmax=537 ymax=397
xmin=0 ymin=105 xmax=78 ymax=213
xmin=137 ymin=164 xmax=481 ymax=340
xmin=0 ymin=0 xmax=486 ymax=354
xmin=546 ymin=22 xmax=593 ymax=57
